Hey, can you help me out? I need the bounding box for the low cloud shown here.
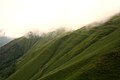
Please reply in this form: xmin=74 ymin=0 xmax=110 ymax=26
xmin=0 ymin=0 xmax=120 ymax=38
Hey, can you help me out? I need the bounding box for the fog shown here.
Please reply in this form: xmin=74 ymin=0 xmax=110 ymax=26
xmin=0 ymin=0 xmax=120 ymax=38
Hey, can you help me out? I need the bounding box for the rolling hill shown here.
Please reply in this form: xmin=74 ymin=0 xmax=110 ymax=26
xmin=0 ymin=14 xmax=120 ymax=80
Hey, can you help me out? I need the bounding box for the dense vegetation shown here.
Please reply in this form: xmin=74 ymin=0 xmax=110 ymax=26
xmin=0 ymin=14 xmax=120 ymax=80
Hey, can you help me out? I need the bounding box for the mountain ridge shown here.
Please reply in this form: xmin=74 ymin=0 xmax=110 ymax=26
xmin=0 ymin=14 xmax=120 ymax=80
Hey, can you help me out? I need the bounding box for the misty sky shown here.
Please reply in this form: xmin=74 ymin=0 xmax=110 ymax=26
xmin=0 ymin=0 xmax=120 ymax=38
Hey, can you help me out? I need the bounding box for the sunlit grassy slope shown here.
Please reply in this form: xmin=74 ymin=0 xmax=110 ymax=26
xmin=5 ymin=14 xmax=120 ymax=80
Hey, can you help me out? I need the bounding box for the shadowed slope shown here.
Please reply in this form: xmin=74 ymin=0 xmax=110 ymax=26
xmin=0 ymin=36 xmax=39 ymax=80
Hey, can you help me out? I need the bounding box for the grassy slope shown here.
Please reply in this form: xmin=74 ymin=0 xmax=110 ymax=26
xmin=39 ymin=27 xmax=120 ymax=80
xmin=0 ymin=36 xmax=39 ymax=80
xmin=6 ymin=15 xmax=120 ymax=80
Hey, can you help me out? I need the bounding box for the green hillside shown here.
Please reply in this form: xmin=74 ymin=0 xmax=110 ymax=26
xmin=1 ymin=14 xmax=120 ymax=80
xmin=0 ymin=35 xmax=40 ymax=80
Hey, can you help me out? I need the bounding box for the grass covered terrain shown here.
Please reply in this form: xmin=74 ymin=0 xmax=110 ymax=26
xmin=0 ymin=14 xmax=120 ymax=80
xmin=0 ymin=35 xmax=40 ymax=80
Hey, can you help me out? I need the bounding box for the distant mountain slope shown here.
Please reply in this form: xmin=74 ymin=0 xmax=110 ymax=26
xmin=0 ymin=36 xmax=12 ymax=47
xmin=1 ymin=14 xmax=120 ymax=80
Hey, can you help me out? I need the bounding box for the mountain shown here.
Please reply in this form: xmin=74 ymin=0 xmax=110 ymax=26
xmin=0 ymin=14 xmax=120 ymax=80
xmin=0 ymin=35 xmax=40 ymax=80
xmin=0 ymin=36 xmax=12 ymax=47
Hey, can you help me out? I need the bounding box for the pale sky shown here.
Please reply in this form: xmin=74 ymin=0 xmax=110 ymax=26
xmin=0 ymin=0 xmax=120 ymax=38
